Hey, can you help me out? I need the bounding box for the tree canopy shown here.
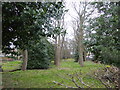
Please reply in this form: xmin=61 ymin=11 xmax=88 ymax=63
xmin=2 ymin=2 xmax=65 ymax=53
xmin=85 ymin=2 xmax=120 ymax=67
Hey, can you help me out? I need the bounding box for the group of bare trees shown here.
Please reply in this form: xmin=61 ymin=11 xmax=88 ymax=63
xmin=53 ymin=1 xmax=94 ymax=67
xmin=70 ymin=2 xmax=93 ymax=66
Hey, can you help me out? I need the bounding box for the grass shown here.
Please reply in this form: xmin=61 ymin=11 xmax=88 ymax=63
xmin=2 ymin=60 xmax=22 ymax=71
xmin=2 ymin=59 xmax=106 ymax=88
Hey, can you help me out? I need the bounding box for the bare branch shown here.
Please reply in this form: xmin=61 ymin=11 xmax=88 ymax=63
xmin=68 ymin=13 xmax=78 ymax=21
xmin=53 ymin=81 xmax=76 ymax=88
xmin=72 ymin=2 xmax=80 ymax=15
xmin=56 ymin=74 xmax=71 ymax=81
xmin=75 ymin=72 xmax=91 ymax=88
xmin=94 ymin=72 xmax=112 ymax=88
xmin=70 ymin=75 xmax=82 ymax=88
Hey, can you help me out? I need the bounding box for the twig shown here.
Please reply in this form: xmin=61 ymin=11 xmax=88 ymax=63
xmin=71 ymin=75 xmax=82 ymax=88
xmin=98 ymin=77 xmax=111 ymax=88
xmin=94 ymin=72 xmax=111 ymax=88
xmin=75 ymin=72 xmax=91 ymax=88
xmin=56 ymin=74 xmax=71 ymax=81
xmin=67 ymin=74 xmax=82 ymax=88
xmin=53 ymin=81 xmax=76 ymax=88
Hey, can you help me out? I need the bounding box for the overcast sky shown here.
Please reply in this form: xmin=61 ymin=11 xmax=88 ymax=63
xmin=64 ymin=0 xmax=93 ymax=40
xmin=64 ymin=0 xmax=76 ymax=40
xmin=64 ymin=0 xmax=100 ymax=40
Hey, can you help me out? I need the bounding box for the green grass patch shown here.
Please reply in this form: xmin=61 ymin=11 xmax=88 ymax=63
xmin=2 ymin=60 xmax=22 ymax=71
xmin=2 ymin=59 xmax=106 ymax=88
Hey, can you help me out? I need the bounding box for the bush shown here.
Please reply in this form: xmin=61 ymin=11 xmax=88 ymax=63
xmin=92 ymin=46 xmax=120 ymax=67
xmin=27 ymin=38 xmax=54 ymax=69
xmin=99 ymin=47 xmax=120 ymax=67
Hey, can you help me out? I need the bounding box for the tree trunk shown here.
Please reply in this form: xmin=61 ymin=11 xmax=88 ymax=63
xmin=60 ymin=35 xmax=65 ymax=60
xmin=78 ymin=16 xmax=84 ymax=67
xmin=56 ymin=35 xmax=61 ymax=66
xmin=83 ymin=46 xmax=87 ymax=61
xmin=54 ymin=19 xmax=62 ymax=66
xmin=78 ymin=43 xmax=84 ymax=67
xmin=84 ymin=51 xmax=87 ymax=61
xmin=21 ymin=49 xmax=28 ymax=71
xmin=54 ymin=35 xmax=61 ymax=66
xmin=54 ymin=37 xmax=57 ymax=65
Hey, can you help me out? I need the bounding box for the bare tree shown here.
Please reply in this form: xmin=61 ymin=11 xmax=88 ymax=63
xmin=54 ymin=20 xmax=61 ymax=66
xmin=54 ymin=13 xmax=66 ymax=66
xmin=71 ymin=2 xmax=92 ymax=66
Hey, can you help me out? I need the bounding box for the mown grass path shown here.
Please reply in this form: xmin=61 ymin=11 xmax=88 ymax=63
xmin=2 ymin=59 xmax=106 ymax=88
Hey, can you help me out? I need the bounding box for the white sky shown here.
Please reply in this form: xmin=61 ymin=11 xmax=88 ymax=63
xmin=64 ymin=0 xmax=76 ymax=40
xmin=64 ymin=0 xmax=100 ymax=40
xmin=64 ymin=0 xmax=87 ymax=40
xmin=64 ymin=0 xmax=93 ymax=40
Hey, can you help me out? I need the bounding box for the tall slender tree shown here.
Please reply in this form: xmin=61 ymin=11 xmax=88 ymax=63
xmin=71 ymin=2 xmax=90 ymax=66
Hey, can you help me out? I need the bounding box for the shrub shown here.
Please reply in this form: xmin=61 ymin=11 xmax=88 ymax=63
xmin=27 ymin=38 xmax=54 ymax=69
xmin=98 ymin=47 xmax=120 ymax=67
